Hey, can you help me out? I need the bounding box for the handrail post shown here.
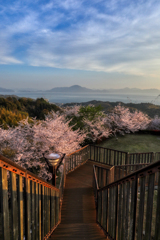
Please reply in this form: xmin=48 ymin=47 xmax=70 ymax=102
xmin=152 ymin=152 xmax=155 ymax=163
xmin=126 ymin=152 xmax=129 ymax=165
xmin=131 ymin=174 xmax=138 ymax=240
xmin=25 ymin=171 xmax=31 ymax=240
xmin=0 ymin=167 xmax=10 ymax=240
xmin=52 ymin=166 xmax=56 ymax=186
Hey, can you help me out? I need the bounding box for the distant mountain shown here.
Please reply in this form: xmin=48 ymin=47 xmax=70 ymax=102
xmin=107 ymin=88 xmax=160 ymax=94
xmin=46 ymin=85 xmax=160 ymax=94
xmin=1 ymin=85 xmax=159 ymax=95
xmin=46 ymin=85 xmax=95 ymax=92
xmin=0 ymin=87 xmax=14 ymax=92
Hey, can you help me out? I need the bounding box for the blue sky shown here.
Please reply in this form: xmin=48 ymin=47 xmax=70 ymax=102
xmin=0 ymin=0 xmax=160 ymax=90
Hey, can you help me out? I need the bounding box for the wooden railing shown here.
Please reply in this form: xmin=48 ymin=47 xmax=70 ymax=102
xmin=93 ymin=160 xmax=160 ymax=240
xmin=0 ymin=154 xmax=62 ymax=240
xmin=89 ymin=145 xmax=157 ymax=166
xmin=0 ymin=145 xmax=90 ymax=240
xmin=66 ymin=145 xmax=90 ymax=174
xmin=128 ymin=152 xmax=154 ymax=164
xmin=1 ymin=143 xmax=160 ymax=240
xmin=90 ymin=145 xmax=128 ymax=165
xmin=109 ymin=163 xmax=150 ymax=183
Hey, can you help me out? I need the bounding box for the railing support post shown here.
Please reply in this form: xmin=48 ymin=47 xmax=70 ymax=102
xmin=0 ymin=168 xmax=10 ymax=240
xmin=52 ymin=166 xmax=56 ymax=186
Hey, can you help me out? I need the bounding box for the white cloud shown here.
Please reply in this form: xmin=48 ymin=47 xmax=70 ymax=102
xmin=0 ymin=0 xmax=160 ymax=79
xmin=0 ymin=56 xmax=22 ymax=65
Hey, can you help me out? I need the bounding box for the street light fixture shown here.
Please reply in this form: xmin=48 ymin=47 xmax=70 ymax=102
xmin=43 ymin=152 xmax=63 ymax=186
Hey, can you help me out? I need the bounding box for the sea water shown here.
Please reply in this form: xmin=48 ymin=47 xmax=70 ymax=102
xmin=0 ymin=91 xmax=160 ymax=105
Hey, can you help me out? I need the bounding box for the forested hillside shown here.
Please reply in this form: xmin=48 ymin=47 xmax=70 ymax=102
xmin=64 ymin=100 xmax=160 ymax=118
xmin=1 ymin=96 xmax=160 ymax=129
xmin=0 ymin=96 xmax=60 ymax=127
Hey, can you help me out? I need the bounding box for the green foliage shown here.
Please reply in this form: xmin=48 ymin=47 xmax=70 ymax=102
xmin=64 ymin=100 xmax=160 ymax=118
xmin=79 ymin=105 xmax=103 ymax=120
xmin=68 ymin=105 xmax=103 ymax=131
xmin=0 ymin=96 xmax=61 ymax=128
xmin=18 ymin=97 xmax=61 ymax=119
xmin=0 ymin=108 xmax=28 ymax=128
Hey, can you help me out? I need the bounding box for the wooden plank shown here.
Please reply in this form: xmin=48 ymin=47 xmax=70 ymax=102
xmin=17 ymin=175 xmax=23 ymax=240
xmin=114 ymin=151 xmax=116 ymax=165
xmin=44 ymin=187 xmax=47 ymax=236
xmin=11 ymin=172 xmax=18 ymax=240
xmin=137 ymin=176 xmax=146 ymax=240
xmin=112 ymin=187 xmax=115 ymax=237
xmin=100 ymin=168 xmax=103 ymax=188
xmin=97 ymin=147 xmax=99 ymax=162
xmin=108 ymin=149 xmax=110 ymax=165
xmin=45 ymin=187 xmax=48 ymax=234
xmin=31 ymin=181 xmax=35 ymax=240
xmin=106 ymin=169 xmax=109 ymax=185
xmin=104 ymin=148 xmax=106 ymax=164
xmin=98 ymin=167 xmax=101 ymax=188
xmin=125 ymin=181 xmax=130 ymax=240
xmin=114 ymin=185 xmax=118 ymax=240
xmin=55 ymin=191 xmax=60 ymax=224
xmin=25 ymin=177 xmax=31 ymax=240
xmin=144 ymin=173 xmax=155 ymax=240
xmin=108 ymin=188 xmax=112 ymax=236
xmin=39 ymin=184 xmax=41 ymax=240
xmin=41 ymin=185 xmax=45 ymax=238
xmin=111 ymin=187 xmax=114 ymax=238
xmin=45 ymin=188 xmax=48 ymax=235
xmin=48 ymin=188 xmax=51 ymax=234
xmin=155 ymin=171 xmax=160 ymax=239
xmin=120 ymin=183 xmax=125 ymax=240
xmin=128 ymin=177 xmax=137 ymax=240
xmin=103 ymin=169 xmax=106 ymax=187
xmin=0 ymin=167 xmax=10 ymax=240
xmin=35 ymin=183 xmax=39 ymax=240
xmin=102 ymin=189 xmax=108 ymax=231
xmin=51 ymin=189 xmax=55 ymax=229
xmin=97 ymin=191 xmax=102 ymax=225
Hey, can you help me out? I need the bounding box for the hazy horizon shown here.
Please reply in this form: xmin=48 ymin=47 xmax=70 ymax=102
xmin=1 ymin=84 xmax=160 ymax=91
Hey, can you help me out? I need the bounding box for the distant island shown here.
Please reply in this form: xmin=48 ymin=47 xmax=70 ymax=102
xmin=46 ymin=85 xmax=98 ymax=92
xmin=0 ymin=85 xmax=160 ymax=94
xmin=46 ymin=85 xmax=160 ymax=94
xmin=0 ymin=87 xmax=14 ymax=92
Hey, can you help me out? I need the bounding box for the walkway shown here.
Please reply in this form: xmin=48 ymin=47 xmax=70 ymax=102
xmin=50 ymin=161 xmax=106 ymax=240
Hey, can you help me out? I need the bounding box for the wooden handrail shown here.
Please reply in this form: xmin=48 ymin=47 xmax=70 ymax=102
xmin=0 ymin=154 xmax=59 ymax=191
xmin=67 ymin=145 xmax=89 ymax=156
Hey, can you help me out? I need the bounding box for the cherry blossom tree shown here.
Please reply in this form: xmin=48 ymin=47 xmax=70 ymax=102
xmin=148 ymin=115 xmax=160 ymax=130
xmin=0 ymin=104 xmax=152 ymax=180
xmin=104 ymin=104 xmax=150 ymax=136
xmin=0 ymin=113 xmax=86 ymax=180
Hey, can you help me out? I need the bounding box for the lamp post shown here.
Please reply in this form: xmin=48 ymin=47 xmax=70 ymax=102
xmin=43 ymin=152 xmax=61 ymax=186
